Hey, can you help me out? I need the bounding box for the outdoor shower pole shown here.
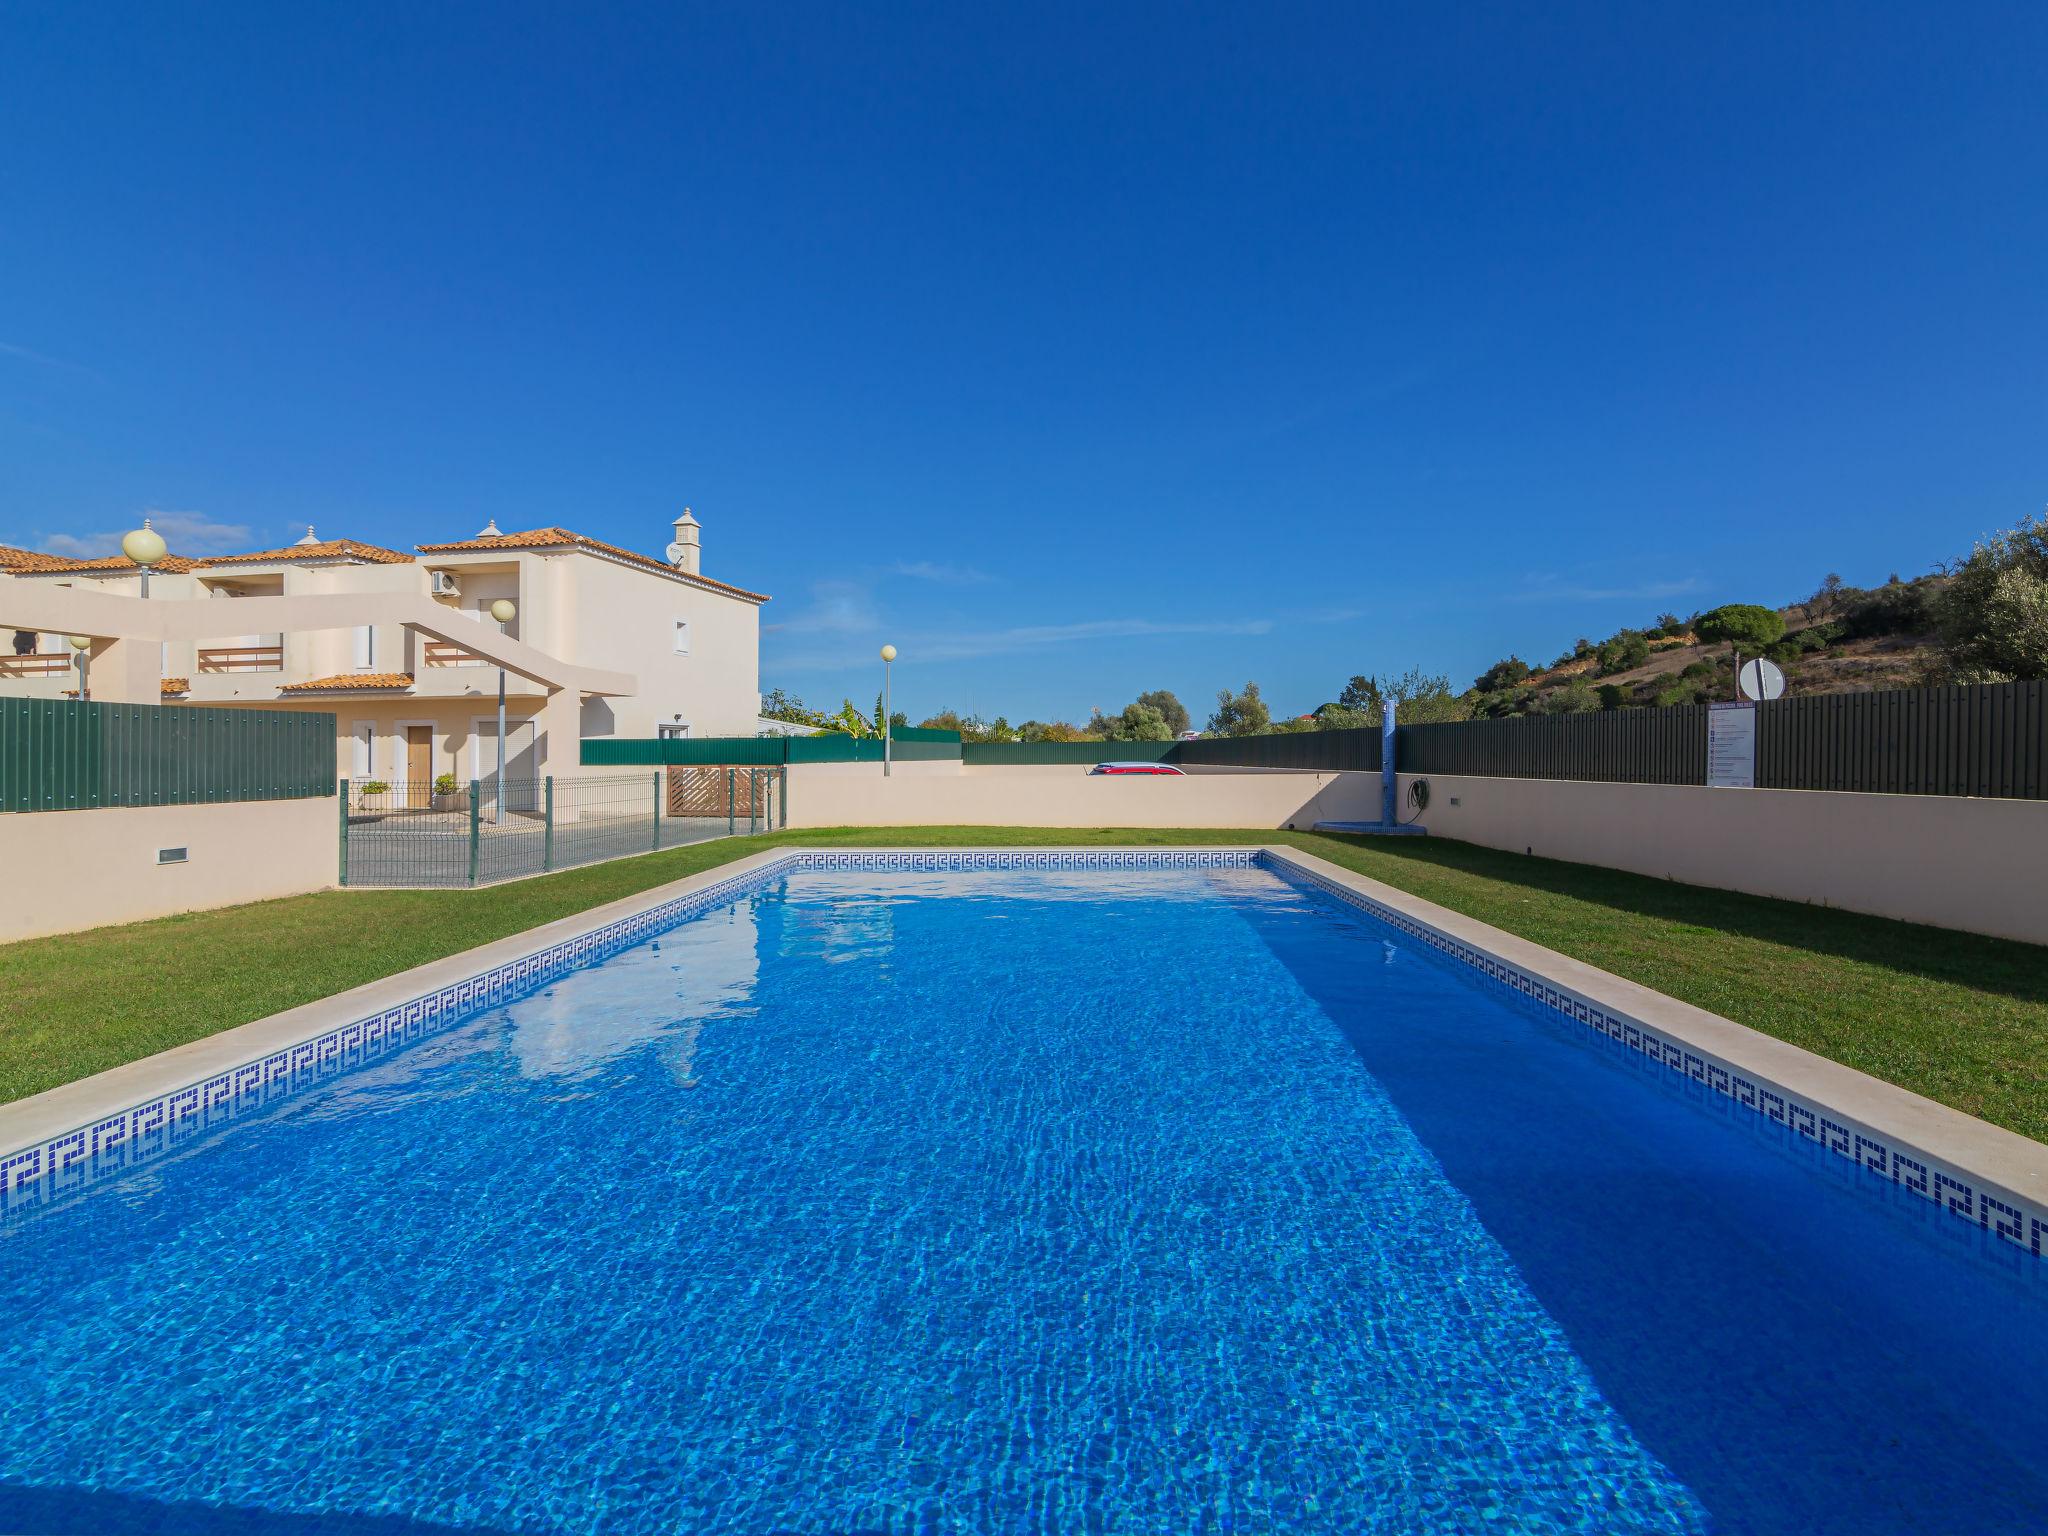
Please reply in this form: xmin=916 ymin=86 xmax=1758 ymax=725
xmin=1380 ymin=699 xmax=1398 ymax=827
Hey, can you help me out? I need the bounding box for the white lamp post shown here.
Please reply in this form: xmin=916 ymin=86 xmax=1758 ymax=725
xmin=880 ymin=644 xmax=897 ymax=777
xmin=121 ymin=520 xmax=168 ymax=597
xmin=67 ymin=635 xmax=92 ymax=700
xmin=490 ymin=599 xmax=517 ymax=824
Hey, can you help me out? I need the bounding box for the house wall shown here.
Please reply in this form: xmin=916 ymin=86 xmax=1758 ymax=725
xmin=0 ymin=797 xmax=336 ymax=943
xmin=549 ymin=555 xmax=760 ymax=739
xmin=1401 ymin=773 xmax=2048 ymax=947
xmin=210 ymin=696 xmax=552 ymax=781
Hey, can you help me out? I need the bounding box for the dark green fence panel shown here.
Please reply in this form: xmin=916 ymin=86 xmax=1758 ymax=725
xmin=1393 ymin=683 xmax=2046 ymax=798
xmin=583 ymin=736 xmax=792 ymax=767
xmin=584 ymin=729 xmax=963 ymax=768
xmin=1396 ymin=708 xmax=1708 ymax=785
xmin=0 ymin=699 xmax=335 ymax=812
xmin=959 ymin=740 xmax=1176 ymax=766
xmin=1754 ymin=680 xmax=2045 ymax=798
xmin=1177 ymin=729 xmax=1382 ymax=772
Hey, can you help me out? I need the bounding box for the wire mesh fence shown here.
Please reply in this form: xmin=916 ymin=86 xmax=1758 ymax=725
xmin=340 ymin=769 xmax=786 ymax=888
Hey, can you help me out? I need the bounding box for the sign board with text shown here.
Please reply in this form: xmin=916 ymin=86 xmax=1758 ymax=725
xmin=1707 ymin=701 xmax=1757 ymax=788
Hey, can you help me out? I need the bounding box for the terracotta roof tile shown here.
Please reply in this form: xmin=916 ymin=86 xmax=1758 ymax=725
xmin=5 ymin=545 xmax=210 ymax=575
xmin=279 ymin=672 xmax=415 ymax=693
xmin=196 ymin=540 xmax=412 ymax=567
xmin=415 ymin=527 xmax=769 ymax=602
xmin=160 ymin=677 xmax=189 ymax=695
xmin=41 ymin=553 xmax=203 ymax=573
xmin=0 ymin=544 xmax=86 ymax=574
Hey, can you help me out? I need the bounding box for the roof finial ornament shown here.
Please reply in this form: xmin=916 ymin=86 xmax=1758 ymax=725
xmin=295 ymin=524 xmax=319 ymax=547
xmin=478 ymin=517 xmax=503 ymax=539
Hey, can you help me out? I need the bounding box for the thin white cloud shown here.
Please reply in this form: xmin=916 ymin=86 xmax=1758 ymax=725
xmin=32 ymin=509 xmax=255 ymax=559
xmin=771 ymin=615 xmax=1274 ymax=671
xmin=1507 ymin=576 xmax=1706 ymax=604
xmin=0 ymin=341 xmax=100 ymax=380
xmin=760 ymin=579 xmax=881 ymax=636
xmin=888 ymin=560 xmax=995 ymax=586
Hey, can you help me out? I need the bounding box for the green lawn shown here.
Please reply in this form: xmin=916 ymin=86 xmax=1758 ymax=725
xmin=4 ymin=826 xmax=2045 ymax=1144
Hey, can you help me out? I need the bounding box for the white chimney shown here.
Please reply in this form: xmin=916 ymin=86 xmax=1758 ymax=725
xmin=295 ymin=525 xmax=320 ymax=546
xmin=668 ymin=507 xmax=701 ymax=575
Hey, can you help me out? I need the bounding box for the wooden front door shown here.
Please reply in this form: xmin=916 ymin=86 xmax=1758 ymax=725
xmin=406 ymin=726 xmax=433 ymax=807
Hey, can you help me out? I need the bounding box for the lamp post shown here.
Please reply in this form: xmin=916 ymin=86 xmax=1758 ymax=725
xmin=121 ymin=520 xmax=167 ymax=597
xmin=880 ymin=644 xmax=896 ymax=777
xmin=490 ymin=599 xmax=516 ymax=824
xmin=67 ymin=635 xmax=91 ymax=700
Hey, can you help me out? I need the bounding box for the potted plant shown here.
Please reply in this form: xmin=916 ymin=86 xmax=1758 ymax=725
xmin=431 ymin=772 xmax=463 ymax=811
xmin=356 ymin=779 xmax=389 ymax=808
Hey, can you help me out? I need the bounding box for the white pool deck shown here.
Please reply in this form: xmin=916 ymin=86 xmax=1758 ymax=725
xmin=4 ymin=844 xmax=2045 ymax=1249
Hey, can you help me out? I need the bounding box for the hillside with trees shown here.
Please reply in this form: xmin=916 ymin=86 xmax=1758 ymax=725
xmin=757 ymin=511 xmax=2047 ymax=742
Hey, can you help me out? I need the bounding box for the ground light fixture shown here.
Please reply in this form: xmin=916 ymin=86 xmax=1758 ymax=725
xmin=491 ymin=599 xmax=516 ymax=824
xmin=66 ymin=634 xmax=91 ymax=700
xmin=880 ymin=643 xmax=897 ymax=777
xmin=121 ymin=520 xmax=168 ymax=596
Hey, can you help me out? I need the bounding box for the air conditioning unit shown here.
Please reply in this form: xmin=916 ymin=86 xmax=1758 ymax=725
xmin=430 ymin=571 xmax=461 ymax=597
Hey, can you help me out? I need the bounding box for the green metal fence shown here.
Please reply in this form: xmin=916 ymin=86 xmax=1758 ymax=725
xmin=959 ymin=740 xmax=1176 ymax=765
xmin=581 ymin=728 xmax=961 ymax=768
xmin=0 ymin=698 xmax=335 ymax=812
xmin=340 ymin=768 xmax=788 ymax=887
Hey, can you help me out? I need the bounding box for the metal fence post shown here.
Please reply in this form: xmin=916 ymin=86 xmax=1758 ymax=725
xmin=467 ymin=780 xmax=481 ymax=887
xmin=727 ymin=767 xmax=735 ymax=835
xmin=338 ymin=778 xmax=349 ymax=886
xmin=544 ymin=775 xmax=554 ymax=871
xmin=653 ymin=771 xmax=662 ymax=851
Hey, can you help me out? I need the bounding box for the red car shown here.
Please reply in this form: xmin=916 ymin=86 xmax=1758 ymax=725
xmin=1088 ymin=761 xmax=1185 ymax=776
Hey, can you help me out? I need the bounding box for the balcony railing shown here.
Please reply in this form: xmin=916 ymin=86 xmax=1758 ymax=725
xmin=421 ymin=639 xmax=488 ymax=668
xmin=197 ymin=644 xmax=284 ymax=674
xmin=0 ymin=653 xmax=74 ymax=679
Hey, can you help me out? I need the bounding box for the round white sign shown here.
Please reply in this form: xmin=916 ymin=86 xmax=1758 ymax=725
xmin=1737 ymin=656 xmax=1786 ymax=701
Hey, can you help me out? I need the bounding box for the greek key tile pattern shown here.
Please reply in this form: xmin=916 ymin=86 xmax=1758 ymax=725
xmin=6 ymin=846 xmax=2043 ymax=1273
xmin=1265 ymin=856 xmax=2048 ymax=1266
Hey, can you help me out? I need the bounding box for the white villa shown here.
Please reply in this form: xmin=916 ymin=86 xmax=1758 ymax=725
xmin=0 ymin=510 xmax=768 ymax=784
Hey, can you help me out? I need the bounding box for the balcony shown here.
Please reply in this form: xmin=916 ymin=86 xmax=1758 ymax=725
xmin=0 ymin=652 xmax=73 ymax=679
xmin=198 ymin=642 xmax=284 ymax=674
xmin=421 ymin=639 xmax=489 ymax=669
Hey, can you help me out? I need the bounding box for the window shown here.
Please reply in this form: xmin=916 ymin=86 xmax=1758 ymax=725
xmin=657 ymin=720 xmax=691 ymax=739
xmin=352 ymin=722 xmax=375 ymax=777
xmin=352 ymin=624 xmax=375 ymax=670
xmin=672 ymin=619 xmax=691 ymax=656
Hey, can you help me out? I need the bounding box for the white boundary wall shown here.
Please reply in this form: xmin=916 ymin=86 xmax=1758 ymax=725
xmin=1403 ymin=773 xmax=2048 ymax=947
xmin=786 ymin=765 xmax=1382 ymax=830
xmin=0 ymin=799 xmax=336 ymax=942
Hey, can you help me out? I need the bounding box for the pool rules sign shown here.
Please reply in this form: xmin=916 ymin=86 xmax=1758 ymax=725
xmin=1707 ymin=701 xmax=1757 ymax=788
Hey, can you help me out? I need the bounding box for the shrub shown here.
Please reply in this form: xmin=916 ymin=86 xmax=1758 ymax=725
xmin=1474 ymin=656 xmax=1531 ymax=692
xmin=1597 ymin=683 xmax=1628 ymax=710
xmin=1694 ymin=603 xmax=1785 ymax=652
xmin=1596 ymin=630 xmax=1651 ymax=676
xmin=1654 ymin=679 xmax=1706 ymax=708
xmin=433 ymin=773 xmax=460 ymax=796
xmin=1932 ymin=513 xmax=2048 ymax=681
xmin=1839 ymin=576 xmax=1940 ymax=640
xmin=1542 ymin=678 xmax=1599 ymax=714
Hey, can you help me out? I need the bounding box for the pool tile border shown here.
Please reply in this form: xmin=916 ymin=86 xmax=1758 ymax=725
xmin=3 ymin=843 xmax=2044 ymax=1274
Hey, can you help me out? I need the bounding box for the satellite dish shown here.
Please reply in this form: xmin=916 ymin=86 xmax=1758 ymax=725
xmin=664 ymin=542 xmax=687 ymax=565
xmin=1737 ymin=657 xmax=1786 ymax=701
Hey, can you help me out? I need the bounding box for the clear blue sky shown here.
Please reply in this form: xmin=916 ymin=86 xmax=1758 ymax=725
xmin=4 ymin=4 xmax=2043 ymax=725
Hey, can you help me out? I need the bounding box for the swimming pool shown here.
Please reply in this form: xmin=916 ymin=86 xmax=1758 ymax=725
xmin=2 ymin=853 xmax=2044 ymax=1533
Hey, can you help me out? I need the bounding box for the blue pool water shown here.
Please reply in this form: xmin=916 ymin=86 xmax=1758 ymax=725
xmin=2 ymin=865 xmax=2044 ymax=1535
